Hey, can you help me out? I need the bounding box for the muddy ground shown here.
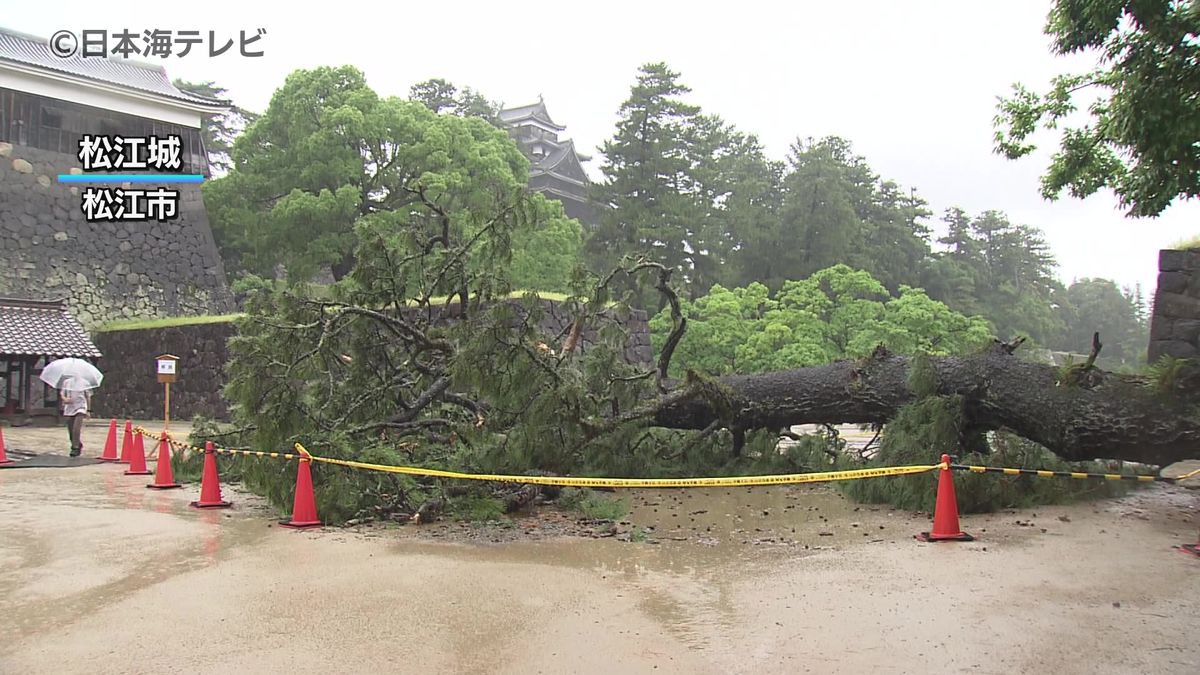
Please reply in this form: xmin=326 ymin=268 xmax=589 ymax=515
xmin=1 ymin=421 xmax=1199 ymax=673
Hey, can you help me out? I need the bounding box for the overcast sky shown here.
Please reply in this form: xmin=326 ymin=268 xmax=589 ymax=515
xmin=7 ymin=1 xmax=1198 ymax=298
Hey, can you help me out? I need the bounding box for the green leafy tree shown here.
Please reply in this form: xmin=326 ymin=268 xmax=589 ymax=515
xmin=860 ymin=181 xmax=933 ymax=292
xmin=588 ymin=63 xmax=703 ymax=301
xmin=1050 ymin=277 xmax=1148 ymax=366
xmin=408 ymin=78 xmax=501 ymax=123
xmin=651 ymin=282 xmax=778 ymax=375
xmin=994 ymin=0 xmax=1200 ymax=216
xmin=589 ymin=63 xmax=781 ymax=303
xmin=214 ymin=69 xmax=630 ymax=521
xmin=172 ymin=79 xmax=258 ymax=175
xmin=720 ymin=145 xmax=787 ymax=289
xmin=204 ymin=66 xmax=576 ymax=284
xmin=779 ymin=137 xmax=933 ymax=292
xmin=923 ymin=208 xmax=1062 ymax=344
xmin=508 ymin=214 xmax=584 ymax=293
xmin=650 ymin=265 xmax=993 ymax=378
xmin=781 ymin=138 xmax=863 ymax=280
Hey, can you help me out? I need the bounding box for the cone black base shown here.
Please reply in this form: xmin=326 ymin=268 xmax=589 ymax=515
xmin=1178 ymin=543 xmax=1200 ymax=557
xmin=124 ymin=469 xmax=152 ymax=475
xmin=190 ymin=499 xmax=232 ymax=509
xmin=147 ymin=483 xmax=182 ymax=490
xmin=916 ymin=531 xmax=974 ymax=542
xmin=278 ymin=518 xmax=322 ymax=529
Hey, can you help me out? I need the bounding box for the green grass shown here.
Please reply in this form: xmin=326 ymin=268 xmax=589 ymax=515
xmin=1169 ymin=235 xmax=1200 ymax=250
xmin=557 ymin=488 xmax=630 ymax=521
xmin=450 ymin=495 xmax=508 ymax=522
xmin=93 ymin=290 xmax=594 ymax=334
xmin=94 ymin=313 xmax=245 ymax=332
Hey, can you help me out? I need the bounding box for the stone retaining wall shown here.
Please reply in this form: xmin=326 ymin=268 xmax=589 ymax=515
xmin=0 ymin=142 xmax=234 ymax=328
xmin=91 ymin=301 xmax=652 ymax=421
xmin=91 ymin=322 xmax=233 ymax=420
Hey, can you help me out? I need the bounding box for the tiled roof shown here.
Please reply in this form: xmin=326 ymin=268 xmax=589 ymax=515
xmin=0 ymin=298 xmax=102 ymax=358
xmin=533 ymin=139 xmax=579 ymax=174
xmin=499 ymin=100 xmax=564 ymax=130
xmin=0 ymin=27 xmax=227 ymax=109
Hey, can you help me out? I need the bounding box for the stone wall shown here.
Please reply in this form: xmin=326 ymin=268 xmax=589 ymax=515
xmin=0 ymin=142 xmax=234 ymax=329
xmin=91 ymin=322 xmax=234 ymax=420
xmin=90 ymin=301 xmax=652 ymax=421
xmin=1148 ymin=249 xmax=1200 ymax=361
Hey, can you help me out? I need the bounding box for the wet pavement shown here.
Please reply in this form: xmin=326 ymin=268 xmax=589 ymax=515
xmin=1 ymin=457 xmax=1199 ymax=674
xmin=0 ymin=419 xmax=194 ymax=463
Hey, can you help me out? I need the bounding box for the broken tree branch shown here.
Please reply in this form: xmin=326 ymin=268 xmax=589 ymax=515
xmin=647 ymin=346 xmax=1200 ymax=467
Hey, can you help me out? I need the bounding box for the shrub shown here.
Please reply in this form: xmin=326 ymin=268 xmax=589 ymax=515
xmin=557 ymin=488 xmax=629 ymax=521
xmin=450 ymin=495 xmax=507 ymax=522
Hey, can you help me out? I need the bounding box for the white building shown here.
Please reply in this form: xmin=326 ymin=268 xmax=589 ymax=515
xmin=0 ymin=26 xmax=227 ymax=173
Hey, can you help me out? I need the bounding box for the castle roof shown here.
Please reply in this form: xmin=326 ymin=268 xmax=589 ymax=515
xmin=0 ymin=298 xmax=102 ymax=358
xmin=532 ymin=138 xmax=587 ymax=180
xmin=498 ymin=99 xmax=564 ymax=131
xmin=0 ymin=26 xmax=227 ymax=110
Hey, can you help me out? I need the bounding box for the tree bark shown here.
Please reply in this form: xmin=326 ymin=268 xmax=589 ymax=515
xmin=651 ymin=345 xmax=1200 ymax=467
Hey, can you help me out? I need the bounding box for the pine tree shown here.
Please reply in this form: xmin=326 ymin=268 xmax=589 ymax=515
xmin=588 ymin=63 xmax=703 ymax=304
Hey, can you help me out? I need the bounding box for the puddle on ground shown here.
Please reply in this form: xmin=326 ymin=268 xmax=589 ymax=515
xmin=5 ymin=461 xmax=1197 ymax=659
xmin=0 ymin=466 xmax=273 ymax=643
xmin=366 ymin=483 xmax=932 ymax=649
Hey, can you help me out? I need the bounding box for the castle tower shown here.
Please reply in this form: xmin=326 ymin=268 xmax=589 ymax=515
xmin=499 ymin=98 xmax=597 ymax=226
xmin=0 ymin=26 xmax=235 ymax=328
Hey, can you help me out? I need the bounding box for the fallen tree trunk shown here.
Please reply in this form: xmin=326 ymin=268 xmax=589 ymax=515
xmin=651 ymin=343 xmax=1200 ymax=467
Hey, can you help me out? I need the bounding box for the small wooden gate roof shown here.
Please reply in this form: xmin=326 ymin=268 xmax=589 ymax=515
xmin=0 ymin=298 xmax=102 ymax=358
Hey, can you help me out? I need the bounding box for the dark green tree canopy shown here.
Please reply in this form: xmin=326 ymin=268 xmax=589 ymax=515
xmin=1053 ymin=277 xmax=1147 ymax=367
xmin=994 ymin=0 xmax=1200 ymax=216
xmin=588 ymin=63 xmax=783 ymax=303
xmin=408 ymin=78 xmax=501 ymax=123
xmin=195 ymin=57 xmax=1183 ymax=527
xmin=204 ymin=66 xmax=580 ymax=287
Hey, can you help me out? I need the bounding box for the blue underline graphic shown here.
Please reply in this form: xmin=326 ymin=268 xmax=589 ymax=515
xmin=57 ymin=174 xmax=205 ymax=184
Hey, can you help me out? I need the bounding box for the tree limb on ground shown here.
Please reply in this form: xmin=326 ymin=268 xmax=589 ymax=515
xmin=648 ymin=342 xmax=1200 ymax=467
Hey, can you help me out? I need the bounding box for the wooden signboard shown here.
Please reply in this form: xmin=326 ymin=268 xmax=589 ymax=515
xmin=156 ymin=354 xmax=179 ymax=431
xmin=156 ymin=354 xmax=178 ymax=384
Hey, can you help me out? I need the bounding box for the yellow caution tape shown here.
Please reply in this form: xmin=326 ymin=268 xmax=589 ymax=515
xmin=133 ymin=426 xmax=940 ymax=487
xmin=132 ymin=423 xmax=1200 ymax=488
xmin=954 ymin=463 xmax=1196 ymax=483
xmin=134 ymin=427 xmax=302 ymax=461
xmin=297 ymin=449 xmax=942 ymax=488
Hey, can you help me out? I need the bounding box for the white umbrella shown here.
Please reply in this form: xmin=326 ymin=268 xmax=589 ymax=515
xmin=39 ymin=358 xmax=104 ymax=390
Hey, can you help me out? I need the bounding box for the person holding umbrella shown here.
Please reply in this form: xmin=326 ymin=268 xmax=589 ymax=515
xmin=39 ymin=358 xmax=104 ymax=458
xmin=60 ymin=377 xmax=91 ymax=457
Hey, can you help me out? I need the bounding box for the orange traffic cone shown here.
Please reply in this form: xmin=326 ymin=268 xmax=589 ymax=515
xmin=190 ymin=441 xmax=231 ymax=509
xmin=147 ymin=434 xmax=182 ymax=489
xmin=96 ymin=419 xmax=119 ymax=462
xmin=279 ymin=458 xmax=321 ymax=529
xmin=0 ymin=426 xmax=12 ymax=465
xmin=118 ymin=420 xmax=133 ymax=464
xmin=124 ymin=432 xmax=152 ymax=476
xmin=916 ymin=454 xmax=973 ymax=542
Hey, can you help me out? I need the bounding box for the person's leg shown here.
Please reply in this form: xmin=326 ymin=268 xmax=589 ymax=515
xmin=68 ymin=414 xmax=84 ymax=456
